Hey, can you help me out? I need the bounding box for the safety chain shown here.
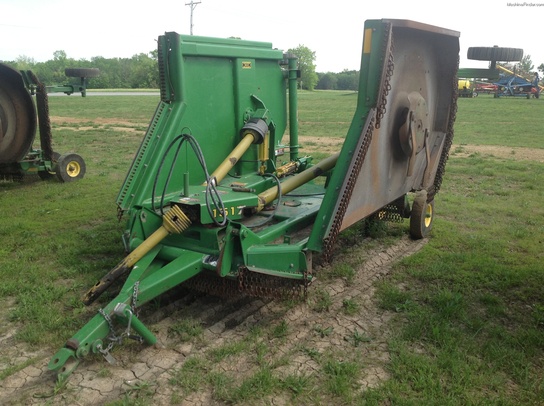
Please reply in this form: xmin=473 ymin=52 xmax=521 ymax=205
xmin=96 ymin=285 xmax=145 ymax=362
xmin=131 ymin=281 xmax=140 ymax=316
xmin=97 ymin=308 xmax=119 ymax=360
xmin=428 ymin=54 xmax=459 ymax=202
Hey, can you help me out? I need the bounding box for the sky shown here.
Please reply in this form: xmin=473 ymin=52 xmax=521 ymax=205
xmin=1 ymin=0 xmax=543 ymax=73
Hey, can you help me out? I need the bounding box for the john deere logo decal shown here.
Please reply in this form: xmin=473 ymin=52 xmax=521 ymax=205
xmin=242 ymin=61 xmax=252 ymax=69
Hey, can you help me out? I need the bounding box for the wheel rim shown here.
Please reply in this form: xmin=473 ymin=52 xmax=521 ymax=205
xmin=66 ymin=161 xmax=81 ymax=177
xmin=424 ymin=203 xmax=433 ymax=228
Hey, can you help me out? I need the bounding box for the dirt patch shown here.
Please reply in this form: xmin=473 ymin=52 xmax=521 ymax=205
xmin=450 ymin=144 xmax=544 ymax=162
xmin=50 ymin=116 xmax=145 ymax=128
xmin=297 ymin=136 xmax=544 ymax=163
xmin=50 ymin=116 xmax=147 ymax=133
xmin=0 ymin=235 xmax=425 ymax=405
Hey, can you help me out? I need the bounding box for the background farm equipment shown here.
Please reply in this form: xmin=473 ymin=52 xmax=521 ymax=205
xmin=492 ymin=65 xmax=542 ymax=98
xmin=458 ymin=46 xmax=525 ymax=98
xmin=0 ymin=64 xmax=98 ymax=182
xmin=47 ymin=19 xmax=460 ymax=381
xmin=458 ymin=79 xmax=476 ymax=98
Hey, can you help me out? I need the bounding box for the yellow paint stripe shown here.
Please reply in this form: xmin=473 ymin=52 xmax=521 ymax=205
xmin=363 ymin=28 xmax=373 ymax=53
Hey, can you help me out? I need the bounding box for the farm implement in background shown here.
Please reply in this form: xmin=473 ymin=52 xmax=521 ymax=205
xmin=0 ymin=64 xmax=99 ymax=182
xmin=47 ymin=19 xmax=460 ymax=381
xmin=492 ymin=64 xmax=542 ymax=98
xmin=457 ymin=46 xmax=536 ymax=98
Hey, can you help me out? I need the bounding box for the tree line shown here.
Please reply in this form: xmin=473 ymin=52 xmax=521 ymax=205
xmin=287 ymin=45 xmax=359 ymax=91
xmin=4 ymin=45 xmax=543 ymax=91
xmin=4 ymin=46 xmax=358 ymax=91
xmin=4 ymin=50 xmax=160 ymax=89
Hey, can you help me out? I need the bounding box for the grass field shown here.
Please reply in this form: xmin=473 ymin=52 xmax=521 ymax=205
xmin=0 ymin=92 xmax=543 ymax=405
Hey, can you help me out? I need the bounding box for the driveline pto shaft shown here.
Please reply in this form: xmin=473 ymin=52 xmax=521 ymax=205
xmin=82 ymin=205 xmax=191 ymax=305
xmin=257 ymin=152 xmax=339 ymax=211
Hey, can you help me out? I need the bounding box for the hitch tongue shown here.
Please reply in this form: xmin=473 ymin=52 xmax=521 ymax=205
xmin=82 ymin=206 xmax=191 ymax=305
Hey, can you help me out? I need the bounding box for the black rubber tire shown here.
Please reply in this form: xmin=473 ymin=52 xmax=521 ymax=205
xmin=467 ymin=47 xmax=523 ymax=62
xmin=410 ymin=191 xmax=434 ymax=239
xmin=55 ymin=153 xmax=86 ymax=182
xmin=0 ymin=63 xmax=37 ymax=164
xmin=65 ymin=68 xmax=100 ymax=78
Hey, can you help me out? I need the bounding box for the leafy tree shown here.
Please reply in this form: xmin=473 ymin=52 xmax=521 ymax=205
xmin=517 ymin=54 xmax=534 ymax=75
xmin=14 ymin=55 xmax=36 ymax=71
xmin=53 ymin=50 xmax=67 ymax=61
xmin=130 ymin=53 xmax=159 ymax=88
xmin=534 ymin=63 xmax=544 ymax=86
xmin=287 ymin=45 xmax=318 ymax=90
xmin=316 ymin=72 xmax=338 ymax=90
xmin=336 ymin=70 xmax=359 ymax=91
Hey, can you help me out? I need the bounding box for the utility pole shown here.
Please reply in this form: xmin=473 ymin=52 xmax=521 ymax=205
xmin=185 ymin=1 xmax=201 ymax=35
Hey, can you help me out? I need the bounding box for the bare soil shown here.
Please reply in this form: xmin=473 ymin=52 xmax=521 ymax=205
xmin=50 ymin=116 xmax=144 ymax=133
xmin=296 ymin=135 xmax=544 ymax=163
xmin=0 ymin=236 xmax=426 ymax=405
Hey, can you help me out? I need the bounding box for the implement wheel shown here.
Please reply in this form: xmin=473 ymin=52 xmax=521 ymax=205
xmin=56 ymin=153 xmax=86 ymax=182
xmin=410 ymin=191 xmax=434 ymax=239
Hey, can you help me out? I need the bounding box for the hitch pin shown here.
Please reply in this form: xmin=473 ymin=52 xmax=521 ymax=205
xmin=113 ymin=303 xmax=157 ymax=345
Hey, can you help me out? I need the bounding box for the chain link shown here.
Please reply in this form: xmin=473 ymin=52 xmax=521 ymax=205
xmin=183 ymin=269 xmax=305 ymax=300
xmin=427 ymin=54 xmax=459 ymax=202
xmin=321 ymin=24 xmax=394 ymax=262
xmin=131 ymin=281 xmax=140 ymax=316
xmin=322 ymin=112 xmax=376 ymax=262
xmin=376 ymin=23 xmax=394 ymax=129
xmin=375 ymin=204 xmax=404 ymax=223
xmin=98 ymin=308 xmax=119 ymax=356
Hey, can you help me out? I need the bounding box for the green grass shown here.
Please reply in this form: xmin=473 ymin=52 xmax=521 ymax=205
xmin=47 ymin=95 xmax=157 ymax=121
xmin=297 ymin=90 xmax=357 ymax=137
xmin=1 ymin=92 xmax=543 ymax=405
xmin=368 ymin=154 xmax=544 ymax=404
xmin=455 ymin=93 xmax=544 ymax=148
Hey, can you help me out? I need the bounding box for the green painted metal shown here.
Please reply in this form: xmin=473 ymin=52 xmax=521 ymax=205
xmin=287 ymin=55 xmax=299 ymax=161
xmin=116 ymin=33 xmax=287 ymax=213
xmin=457 ymin=67 xmax=500 ymax=80
xmin=48 ymin=20 xmax=460 ymax=380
